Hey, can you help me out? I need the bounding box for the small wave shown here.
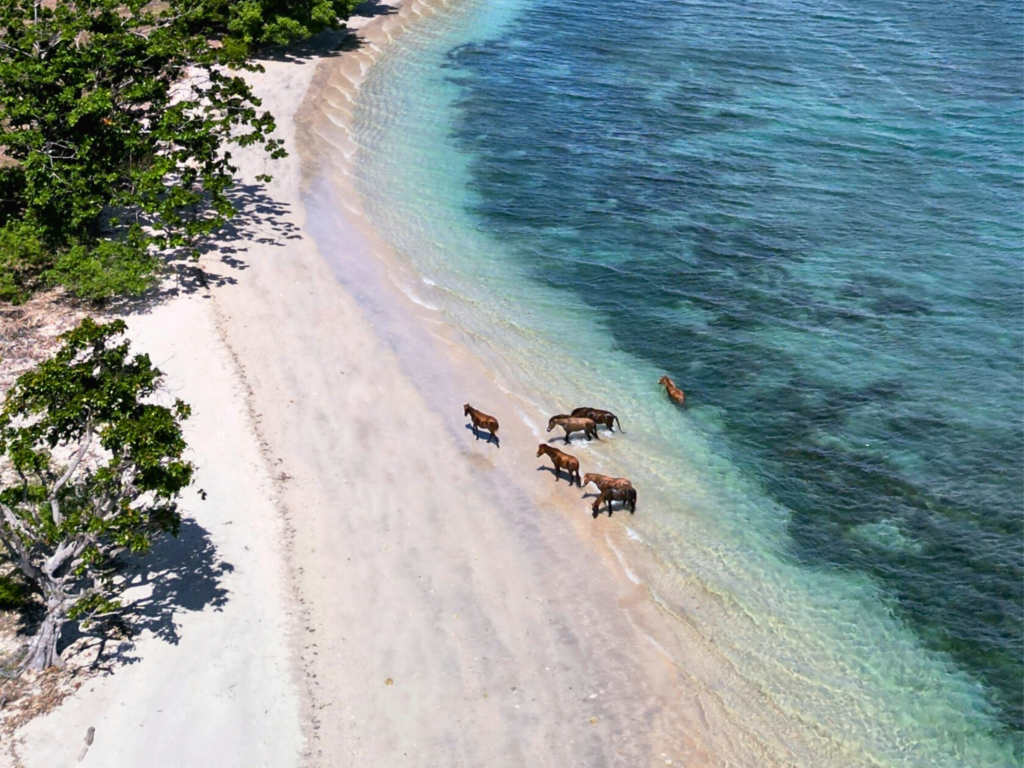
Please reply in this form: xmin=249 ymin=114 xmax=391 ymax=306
xmin=605 ymin=532 xmax=643 ymax=585
xmin=624 ymin=526 xmax=647 ymax=545
xmin=644 ymin=633 xmax=677 ymax=664
xmin=397 ymin=284 xmax=440 ymax=311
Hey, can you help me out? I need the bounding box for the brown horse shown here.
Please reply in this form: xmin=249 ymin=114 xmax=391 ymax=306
xmin=547 ymin=415 xmax=599 ymax=443
xmin=582 ymin=473 xmax=634 ymax=494
xmin=570 ymin=407 xmax=622 ymax=433
xmin=592 ymin=486 xmax=637 ymax=517
xmin=464 ymin=403 xmax=499 ymax=446
xmin=536 ymin=444 xmax=581 ymax=486
xmin=658 ymin=375 xmax=686 ymax=406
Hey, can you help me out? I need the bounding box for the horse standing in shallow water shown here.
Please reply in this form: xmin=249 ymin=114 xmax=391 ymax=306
xmin=536 ymin=444 xmax=581 ymax=486
xmin=547 ymin=415 xmax=599 ymax=443
xmin=658 ymin=375 xmax=686 ymax=406
xmin=464 ymin=403 xmax=499 ymax=446
xmin=591 ymin=485 xmax=637 ymax=517
xmin=570 ymin=407 xmax=622 ymax=433
xmin=583 ymin=473 xmax=637 ymax=517
xmin=582 ymin=473 xmax=633 ymax=494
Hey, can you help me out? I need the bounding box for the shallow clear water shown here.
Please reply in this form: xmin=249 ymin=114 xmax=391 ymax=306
xmin=320 ymin=0 xmax=1023 ymax=762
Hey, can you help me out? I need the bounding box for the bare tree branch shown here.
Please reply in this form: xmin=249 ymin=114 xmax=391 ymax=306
xmin=49 ymin=417 xmax=92 ymax=527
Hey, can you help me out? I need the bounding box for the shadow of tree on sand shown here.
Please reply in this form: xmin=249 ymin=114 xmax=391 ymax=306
xmin=107 ymin=180 xmax=303 ymax=315
xmin=61 ymin=518 xmax=234 ymax=672
xmin=204 ymin=182 xmax=304 ymax=252
xmin=255 ymin=2 xmax=399 ymax=63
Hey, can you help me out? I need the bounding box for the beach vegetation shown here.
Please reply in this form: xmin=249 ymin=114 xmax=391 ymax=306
xmin=0 ymin=318 xmax=194 ymax=671
xmin=192 ymin=0 xmax=361 ymax=61
xmin=0 ymin=0 xmax=361 ymax=304
xmin=0 ymin=571 xmax=29 ymax=611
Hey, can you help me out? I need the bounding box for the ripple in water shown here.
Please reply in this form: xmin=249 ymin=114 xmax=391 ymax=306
xmin=324 ymin=0 xmax=1024 ymax=762
xmin=446 ymin=0 xmax=1024 ymax=739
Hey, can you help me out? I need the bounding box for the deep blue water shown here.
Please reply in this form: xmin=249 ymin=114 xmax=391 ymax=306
xmin=441 ymin=0 xmax=1024 ymax=739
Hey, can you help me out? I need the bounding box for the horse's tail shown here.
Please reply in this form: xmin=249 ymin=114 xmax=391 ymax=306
xmin=614 ymin=415 xmax=623 ymax=433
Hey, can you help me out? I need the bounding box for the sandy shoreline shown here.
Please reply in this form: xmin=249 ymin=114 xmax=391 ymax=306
xmin=3 ymin=1 xmax=1015 ymax=764
xmin=11 ymin=3 xmax=742 ymax=767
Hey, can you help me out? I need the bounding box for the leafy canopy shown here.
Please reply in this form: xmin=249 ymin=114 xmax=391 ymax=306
xmin=0 ymin=318 xmax=194 ymax=669
xmin=0 ymin=0 xmax=356 ymax=303
xmin=194 ymin=0 xmax=360 ymax=61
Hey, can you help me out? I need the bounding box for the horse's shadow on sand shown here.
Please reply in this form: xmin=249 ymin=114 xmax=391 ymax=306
xmin=535 ymin=465 xmax=582 ymax=486
xmin=463 ymin=422 xmax=500 ymax=447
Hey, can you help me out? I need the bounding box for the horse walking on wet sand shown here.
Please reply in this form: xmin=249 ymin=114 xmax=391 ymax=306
xmin=547 ymin=415 xmax=599 ymax=443
xmin=464 ymin=403 xmax=499 ymax=446
xmin=536 ymin=444 xmax=581 ymax=486
xmin=658 ymin=375 xmax=686 ymax=406
xmin=570 ymin=407 xmax=623 ymax=433
xmin=590 ymin=484 xmax=637 ymax=517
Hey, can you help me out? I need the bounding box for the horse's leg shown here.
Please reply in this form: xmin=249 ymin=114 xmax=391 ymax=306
xmin=473 ymin=422 xmax=479 ymax=440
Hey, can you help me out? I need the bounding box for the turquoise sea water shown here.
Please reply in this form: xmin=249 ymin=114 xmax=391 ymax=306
xmin=321 ymin=0 xmax=1023 ymax=762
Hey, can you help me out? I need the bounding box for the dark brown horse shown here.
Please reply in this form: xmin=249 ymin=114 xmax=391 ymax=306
xmin=591 ymin=485 xmax=637 ymax=517
xmin=536 ymin=444 xmax=581 ymax=486
xmin=464 ymin=403 xmax=499 ymax=446
xmin=582 ymin=473 xmax=633 ymax=494
xmin=547 ymin=415 xmax=599 ymax=443
xmin=658 ymin=375 xmax=686 ymax=406
xmin=570 ymin=407 xmax=622 ymax=433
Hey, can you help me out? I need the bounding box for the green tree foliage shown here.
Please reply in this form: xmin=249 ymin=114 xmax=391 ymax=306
xmin=0 ymin=0 xmax=358 ymax=303
xmin=0 ymin=319 xmax=194 ymax=670
xmin=0 ymin=571 xmax=28 ymax=610
xmin=195 ymin=0 xmax=361 ymax=61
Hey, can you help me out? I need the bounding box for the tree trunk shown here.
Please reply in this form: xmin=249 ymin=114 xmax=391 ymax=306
xmin=23 ymin=602 xmax=66 ymax=672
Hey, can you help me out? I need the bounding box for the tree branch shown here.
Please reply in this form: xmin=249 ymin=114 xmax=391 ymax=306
xmin=49 ymin=418 xmax=92 ymax=527
xmin=42 ymin=538 xmax=77 ymax=578
xmin=0 ymin=499 xmax=32 ymax=544
xmin=0 ymin=502 xmax=44 ymax=582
